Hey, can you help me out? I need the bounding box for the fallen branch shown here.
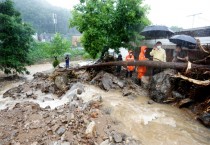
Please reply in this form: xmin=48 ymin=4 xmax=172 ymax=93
xmin=172 ymin=73 xmax=210 ymax=86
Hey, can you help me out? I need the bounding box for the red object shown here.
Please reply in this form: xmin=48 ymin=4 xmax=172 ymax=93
xmin=138 ymin=46 xmax=147 ymax=79
xmin=126 ymin=51 xmax=135 ymax=71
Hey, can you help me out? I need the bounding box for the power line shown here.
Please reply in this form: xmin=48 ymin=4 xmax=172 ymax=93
xmin=187 ymin=13 xmax=202 ymax=28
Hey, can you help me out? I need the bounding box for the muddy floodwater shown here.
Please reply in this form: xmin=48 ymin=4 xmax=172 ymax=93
xmin=0 ymin=63 xmax=210 ymax=145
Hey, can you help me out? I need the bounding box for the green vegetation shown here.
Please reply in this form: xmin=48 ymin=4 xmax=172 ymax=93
xmin=28 ymin=34 xmax=92 ymax=64
xmin=13 ymin=0 xmax=70 ymax=34
xmin=70 ymin=0 xmax=150 ymax=58
xmin=0 ymin=0 xmax=34 ymax=74
xmin=52 ymin=57 xmax=60 ymax=68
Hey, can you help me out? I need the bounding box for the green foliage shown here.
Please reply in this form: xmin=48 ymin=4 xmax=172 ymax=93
xmin=52 ymin=57 xmax=60 ymax=68
xmin=49 ymin=33 xmax=70 ymax=57
xmin=70 ymin=0 xmax=150 ymax=58
xmin=13 ymin=0 xmax=70 ymax=34
xmin=0 ymin=0 xmax=34 ymax=74
xmin=28 ymin=41 xmax=51 ymax=63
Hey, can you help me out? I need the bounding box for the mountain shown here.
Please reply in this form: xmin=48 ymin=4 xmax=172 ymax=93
xmin=13 ymin=0 xmax=71 ymax=34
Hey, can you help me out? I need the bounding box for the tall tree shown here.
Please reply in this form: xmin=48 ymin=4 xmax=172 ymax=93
xmin=49 ymin=33 xmax=70 ymax=57
xmin=70 ymin=0 xmax=150 ymax=58
xmin=0 ymin=0 xmax=34 ymax=74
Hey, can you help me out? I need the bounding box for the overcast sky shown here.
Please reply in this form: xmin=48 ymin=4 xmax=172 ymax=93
xmin=46 ymin=0 xmax=210 ymax=29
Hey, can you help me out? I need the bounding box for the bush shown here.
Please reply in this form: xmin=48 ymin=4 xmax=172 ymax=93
xmin=53 ymin=57 xmax=60 ymax=68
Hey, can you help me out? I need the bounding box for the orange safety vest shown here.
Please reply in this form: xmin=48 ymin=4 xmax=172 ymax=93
xmin=126 ymin=54 xmax=135 ymax=71
xmin=137 ymin=46 xmax=147 ymax=79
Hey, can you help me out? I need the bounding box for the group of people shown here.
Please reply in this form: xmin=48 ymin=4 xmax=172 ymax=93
xmin=117 ymin=41 xmax=188 ymax=85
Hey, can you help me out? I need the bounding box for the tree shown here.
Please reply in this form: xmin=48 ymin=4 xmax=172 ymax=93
xmin=49 ymin=33 xmax=70 ymax=58
xmin=70 ymin=0 xmax=150 ymax=58
xmin=0 ymin=0 xmax=34 ymax=74
xmin=170 ymin=26 xmax=183 ymax=32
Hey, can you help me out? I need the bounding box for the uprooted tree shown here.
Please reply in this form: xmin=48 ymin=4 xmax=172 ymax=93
xmin=0 ymin=0 xmax=34 ymax=74
xmin=70 ymin=0 xmax=150 ymax=59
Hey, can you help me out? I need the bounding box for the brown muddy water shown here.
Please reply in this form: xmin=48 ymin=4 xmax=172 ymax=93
xmin=0 ymin=63 xmax=210 ymax=145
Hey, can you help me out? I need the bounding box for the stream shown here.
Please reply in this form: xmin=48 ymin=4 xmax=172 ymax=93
xmin=0 ymin=62 xmax=210 ymax=145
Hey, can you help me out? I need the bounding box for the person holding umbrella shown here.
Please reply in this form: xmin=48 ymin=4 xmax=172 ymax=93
xmin=150 ymin=41 xmax=166 ymax=75
xmin=172 ymin=44 xmax=188 ymax=62
xmin=65 ymin=54 xmax=70 ymax=68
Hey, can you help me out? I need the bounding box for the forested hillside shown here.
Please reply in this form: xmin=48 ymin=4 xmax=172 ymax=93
xmin=13 ymin=0 xmax=70 ymax=34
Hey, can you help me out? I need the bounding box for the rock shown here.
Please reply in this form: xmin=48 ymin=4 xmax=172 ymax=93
xmin=92 ymin=95 xmax=103 ymax=102
xmin=55 ymin=75 xmax=68 ymax=90
xmin=77 ymin=89 xmax=83 ymax=95
xmin=149 ymin=69 xmax=176 ymax=103
xmin=148 ymin=100 xmax=155 ymax=104
xmin=178 ymin=98 xmax=193 ymax=108
xmin=112 ymin=132 xmax=122 ymax=143
xmin=100 ymin=140 xmax=110 ymax=145
xmin=117 ymin=81 xmax=124 ymax=88
xmin=122 ymin=89 xmax=132 ymax=96
xmin=172 ymin=91 xmax=185 ymax=99
xmin=56 ymin=126 xmax=66 ymax=136
xmin=198 ymin=113 xmax=210 ymax=127
xmin=102 ymin=73 xmax=113 ymax=91
xmin=26 ymin=91 xmax=33 ymax=97
xmin=85 ymin=121 xmax=96 ymax=138
xmin=70 ymin=82 xmax=85 ymax=93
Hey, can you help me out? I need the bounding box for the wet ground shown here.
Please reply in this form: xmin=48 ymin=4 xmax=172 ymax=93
xmin=0 ymin=62 xmax=210 ymax=145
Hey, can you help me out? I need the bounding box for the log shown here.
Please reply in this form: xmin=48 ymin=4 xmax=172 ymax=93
xmin=70 ymin=60 xmax=210 ymax=71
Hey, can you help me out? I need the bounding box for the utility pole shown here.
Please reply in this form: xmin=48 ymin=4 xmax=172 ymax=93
xmin=53 ymin=13 xmax=57 ymax=33
xmin=187 ymin=13 xmax=202 ymax=28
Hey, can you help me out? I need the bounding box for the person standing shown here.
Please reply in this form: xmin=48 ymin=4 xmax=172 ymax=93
xmin=65 ymin=55 xmax=70 ymax=68
xmin=172 ymin=44 xmax=188 ymax=62
xmin=150 ymin=41 xmax=166 ymax=75
xmin=125 ymin=50 xmax=135 ymax=78
xmin=137 ymin=46 xmax=147 ymax=85
xmin=116 ymin=54 xmax=122 ymax=76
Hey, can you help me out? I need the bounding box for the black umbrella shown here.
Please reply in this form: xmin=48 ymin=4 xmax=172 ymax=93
xmin=141 ymin=25 xmax=174 ymax=39
xmin=169 ymin=34 xmax=196 ymax=48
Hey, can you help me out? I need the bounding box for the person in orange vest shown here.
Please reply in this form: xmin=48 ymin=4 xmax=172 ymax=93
xmin=125 ymin=50 xmax=135 ymax=78
xmin=137 ymin=46 xmax=148 ymax=85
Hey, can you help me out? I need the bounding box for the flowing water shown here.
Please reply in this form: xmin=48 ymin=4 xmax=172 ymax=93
xmin=0 ymin=63 xmax=210 ymax=145
xmin=80 ymin=85 xmax=210 ymax=145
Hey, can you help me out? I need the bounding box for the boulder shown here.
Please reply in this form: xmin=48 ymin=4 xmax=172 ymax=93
xmin=55 ymin=75 xmax=68 ymax=90
xmin=102 ymin=73 xmax=114 ymax=91
xmin=70 ymin=82 xmax=85 ymax=92
xmin=149 ymin=69 xmax=176 ymax=103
